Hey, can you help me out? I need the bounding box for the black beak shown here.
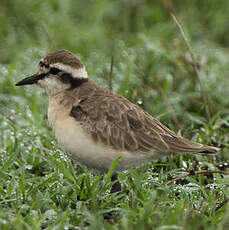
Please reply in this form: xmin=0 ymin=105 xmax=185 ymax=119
xmin=15 ymin=73 xmax=47 ymax=86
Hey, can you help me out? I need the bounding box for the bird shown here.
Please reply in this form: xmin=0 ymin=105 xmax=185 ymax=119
xmin=15 ymin=50 xmax=220 ymax=173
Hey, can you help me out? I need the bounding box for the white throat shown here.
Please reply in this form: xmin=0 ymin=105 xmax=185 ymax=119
xmin=37 ymin=77 xmax=71 ymax=96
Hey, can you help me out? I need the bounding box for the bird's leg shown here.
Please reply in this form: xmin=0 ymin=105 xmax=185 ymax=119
xmin=111 ymin=173 xmax=122 ymax=193
xmin=102 ymin=173 xmax=121 ymax=220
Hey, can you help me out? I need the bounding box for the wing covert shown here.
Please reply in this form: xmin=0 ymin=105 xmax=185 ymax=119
xmin=69 ymin=86 xmax=173 ymax=153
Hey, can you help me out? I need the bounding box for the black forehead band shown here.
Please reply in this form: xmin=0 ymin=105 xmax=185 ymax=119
xmin=39 ymin=61 xmax=49 ymax=68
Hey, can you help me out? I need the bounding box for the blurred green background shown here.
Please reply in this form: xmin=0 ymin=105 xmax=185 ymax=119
xmin=0 ymin=0 xmax=229 ymax=229
xmin=1 ymin=0 xmax=229 ymax=129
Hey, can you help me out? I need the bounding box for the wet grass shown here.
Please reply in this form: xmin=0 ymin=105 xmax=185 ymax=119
xmin=0 ymin=1 xmax=229 ymax=229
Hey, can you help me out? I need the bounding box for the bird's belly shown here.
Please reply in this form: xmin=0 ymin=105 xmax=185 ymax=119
xmin=49 ymin=115 xmax=151 ymax=172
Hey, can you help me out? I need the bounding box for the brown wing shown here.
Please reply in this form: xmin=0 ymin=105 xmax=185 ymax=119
xmin=69 ymin=81 xmax=219 ymax=154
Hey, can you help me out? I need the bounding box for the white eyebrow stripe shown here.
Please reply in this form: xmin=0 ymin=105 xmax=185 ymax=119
xmin=50 ymin=63 xmax=88 ymax=79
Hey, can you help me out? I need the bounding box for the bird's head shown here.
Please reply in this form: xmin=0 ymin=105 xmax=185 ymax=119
xmin=16 ymin=50 xmax=88 ymax=95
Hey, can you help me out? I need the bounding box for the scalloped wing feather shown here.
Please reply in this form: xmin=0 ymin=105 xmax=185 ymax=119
xmin=69 ymin=81 xmax=219 ymax=155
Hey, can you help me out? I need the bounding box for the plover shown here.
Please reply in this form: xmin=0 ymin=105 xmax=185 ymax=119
xmin=16 ymin=50 xmax=220 ymax=173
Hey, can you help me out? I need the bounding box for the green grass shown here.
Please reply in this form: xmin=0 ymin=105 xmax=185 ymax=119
xmin=0 ymin=0 xmax=229 ymax=229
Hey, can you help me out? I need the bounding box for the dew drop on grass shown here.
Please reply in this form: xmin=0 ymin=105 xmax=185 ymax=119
xmin=10 ymin=131 xmax=14 ymax=136
xmin=25 ymin=150 xmax=30 ymax=154
xmin=25 ymin=106 xmax=33 ymax=119
xmin=182 ymin=161 xmax=187 ymax=168
xmin=25 ymin=164 xmax=32 ymax=170
xmin=43 ymin=209 xmax=57 ymax=220
xmin=0 ymin=66 xmax=8 ymax=75
xmin=2 ymin=121 xmax=8 ymax=127
xmin=51 ymin=141 xmax=55 ymax=145
xmin=59 ymin=173 xmax=64 ymax=180
xmin=137 ymin=99 xmax=143 ymax=105
xmin=17 ymin=132 xmax=23 ymax=138
xmin=205 ymin=183 xmax=220 ymax=190
xmin=0 ymin=220 xmax=8 ymax=225
xmin=10 ymin=109 xmax=16 ymax=114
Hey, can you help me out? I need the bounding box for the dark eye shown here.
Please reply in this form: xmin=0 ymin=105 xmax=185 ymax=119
xmin=50 ymin=67 xmax=60 ymax=75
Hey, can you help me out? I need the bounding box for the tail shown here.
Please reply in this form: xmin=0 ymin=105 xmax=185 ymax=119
xmin=162 ymin=135 xmax=220 ymax=155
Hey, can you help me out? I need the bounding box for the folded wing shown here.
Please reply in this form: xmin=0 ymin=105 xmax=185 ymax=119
xmin=70 ymin=82 xmax=220 ymax=155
